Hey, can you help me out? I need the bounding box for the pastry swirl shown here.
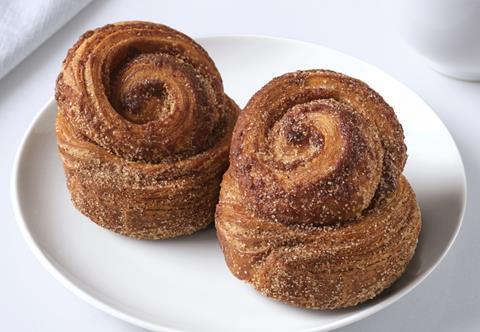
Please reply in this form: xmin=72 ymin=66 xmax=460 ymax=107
xmin=56 ymin=21 xmax=239 ymax=239
xmin=216 ymin=70 xmax=421 ymax=309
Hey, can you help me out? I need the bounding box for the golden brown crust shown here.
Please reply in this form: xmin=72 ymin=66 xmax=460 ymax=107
xmin=215 ymin=70 xmax=421 ymax=309
xmin=230 ymin=70 xmax=407 ymax=226
xmin=55 ymin=21 xmax=239 ymax=239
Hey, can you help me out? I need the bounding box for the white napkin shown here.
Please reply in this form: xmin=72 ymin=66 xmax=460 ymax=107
xmin=0 ymin=0 xmax=92 ymax=80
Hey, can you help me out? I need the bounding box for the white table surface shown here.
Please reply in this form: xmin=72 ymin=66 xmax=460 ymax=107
xmin=1 ymin=0 xmax=479 ymax=331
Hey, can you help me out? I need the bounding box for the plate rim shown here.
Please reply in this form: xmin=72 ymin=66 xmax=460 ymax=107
xmin=11 ymin=35 xmax=467 ymax=332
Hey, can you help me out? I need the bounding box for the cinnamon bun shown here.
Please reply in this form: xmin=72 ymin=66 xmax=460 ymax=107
xmin=56 ymin=21 xmax=239 ymax=239
xmin=215 ymin=70 xmax=421 ymax=309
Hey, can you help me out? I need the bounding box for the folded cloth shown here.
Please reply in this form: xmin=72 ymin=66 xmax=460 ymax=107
xmin=0 ymin=0 xmax=92 ymax=80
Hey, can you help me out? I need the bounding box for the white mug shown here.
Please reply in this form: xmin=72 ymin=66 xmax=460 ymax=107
xmin=395 ymin=0 xmax=480 ymax=81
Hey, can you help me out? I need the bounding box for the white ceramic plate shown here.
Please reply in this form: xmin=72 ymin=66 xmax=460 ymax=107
xmin=12 ymin=36 xmax=466 ymax=332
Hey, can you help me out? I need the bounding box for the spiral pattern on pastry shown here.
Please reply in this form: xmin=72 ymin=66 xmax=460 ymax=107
xmin=55 ymin=21 xmax=239 ymax=239
xmin=216 ymin=70 xmax=421 ymax=309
